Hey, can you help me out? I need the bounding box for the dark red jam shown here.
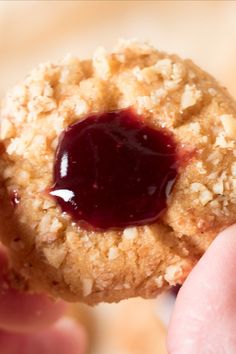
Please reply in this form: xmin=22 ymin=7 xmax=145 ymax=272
xmin=50 ymin=109 xmax=178 ymax=229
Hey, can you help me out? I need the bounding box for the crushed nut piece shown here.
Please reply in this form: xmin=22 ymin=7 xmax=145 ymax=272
xmin=212 ymin=181 xmax=224 ymax=195
xmin=93 ymin=47 xmax=110 ymax=79
xmin=82 ymin=278 xmax=93 ymax=297
xmin=232 ymin=162 xmax=236 ymax=176
xmin=220 ymin=114 xmax=236 ymax=139
xmin=154 ymin=275 xmax=164 ymax=288
xmin=181 ymin=84 xmax=202 ymax=110
xmin=0 ymin=119 xmax=15 ymax=139
xmin=108 ymin=247 xmax=119 ymax=260
xmin=190 ymin=183 xmax=213 ymax=205
xmin=215 ymin=132 xmax=234 ymax=148
xmin=43 ymin=245 xmax=66 ymax=269
xmin=123 ymin=227 xmax=138 ymax=240
xmin=154 ymin=58 xmax=172 ymax=80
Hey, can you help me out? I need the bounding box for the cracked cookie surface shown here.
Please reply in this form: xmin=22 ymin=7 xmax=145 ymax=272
xmin=1 ymin=40 xmax=236 ymax=304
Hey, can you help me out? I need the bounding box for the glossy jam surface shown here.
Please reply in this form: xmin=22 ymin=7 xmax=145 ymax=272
xmin=50 ymin=109 xmax=178 ymax=229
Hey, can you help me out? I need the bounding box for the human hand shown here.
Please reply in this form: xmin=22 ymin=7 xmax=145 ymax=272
xmin=167 ymin=224 xmax=236 ymax=353
xmin=0 ymin=247 xmax=87 ymax=354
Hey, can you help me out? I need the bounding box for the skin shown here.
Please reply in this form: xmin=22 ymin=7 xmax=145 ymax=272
xmin=0 ymin=247 xmax=87 ymax=354
xmin=168 ymin=224 xmax=236 ymax=354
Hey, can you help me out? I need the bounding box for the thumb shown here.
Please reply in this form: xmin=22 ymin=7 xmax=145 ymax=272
xmin=167 ymin=224 xmax=236 ymax=354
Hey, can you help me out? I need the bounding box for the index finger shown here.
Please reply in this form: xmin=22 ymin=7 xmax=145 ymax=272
xmin=0 ymin=246 xmax=66 ymax=333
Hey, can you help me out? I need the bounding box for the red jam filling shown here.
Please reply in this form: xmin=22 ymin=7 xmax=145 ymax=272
xmin=50 ymin=109 xmax=178 ymax=229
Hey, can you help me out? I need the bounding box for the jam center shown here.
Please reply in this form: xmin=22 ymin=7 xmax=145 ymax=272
xmin=50 ymin=109 xmax=178 ymax=229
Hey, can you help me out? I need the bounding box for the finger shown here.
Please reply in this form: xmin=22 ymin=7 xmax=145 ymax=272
xmin=0 ymin=288 xmax=67 ymax=333
xmin=167 ymin=224 xmax=236 ymax=354
xmin=0 ymin=318 xmax=87 ymax=354
xmin=0 ymin=247 xmax=66 ymax=332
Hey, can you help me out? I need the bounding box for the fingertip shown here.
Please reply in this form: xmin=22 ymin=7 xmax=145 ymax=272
xmin=0 ymin=244 xmax=67 ymax=332
xmin=168 ymin=223 xmax=236 ymax=353
xmin=0 ymin=286 xmax=67 ymax=332
xmin=0 ymin=318 xmax=87 ymax=354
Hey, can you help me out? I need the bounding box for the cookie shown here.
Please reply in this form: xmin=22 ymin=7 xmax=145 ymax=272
xmin=1 ymin=40 xmax=236 ymax=304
